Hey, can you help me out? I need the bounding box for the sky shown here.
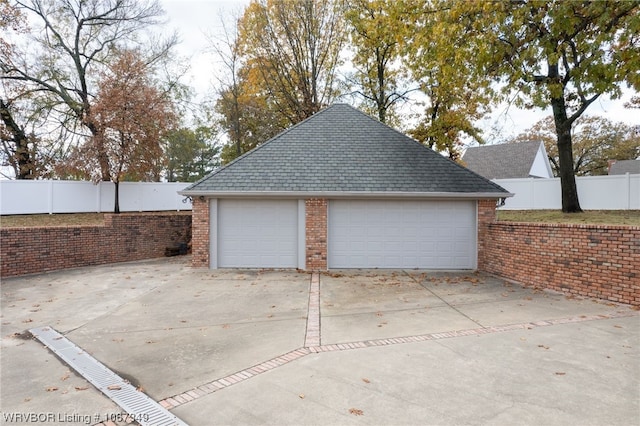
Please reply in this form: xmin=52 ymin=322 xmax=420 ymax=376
xmin=160 ymin=0 xmax=638 ymax=144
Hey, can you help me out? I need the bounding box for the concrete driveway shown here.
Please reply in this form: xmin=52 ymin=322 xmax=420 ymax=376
xmin=1 ymin=257 xmax=638 ymax=425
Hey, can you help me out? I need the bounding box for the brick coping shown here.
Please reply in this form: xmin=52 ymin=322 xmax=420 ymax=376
xmin=493 ymin=220 xmax=640 ymax=231
xmin=0 ymin=211 xmax=191 ymax=231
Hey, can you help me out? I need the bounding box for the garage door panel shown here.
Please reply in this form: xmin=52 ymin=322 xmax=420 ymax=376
xmin=328 ymin=200 xmax=476 ymax=269
xmin=218 ymin=199 xmax=298 ymax=268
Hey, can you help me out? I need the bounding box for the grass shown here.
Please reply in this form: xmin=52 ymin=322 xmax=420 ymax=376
xmin=1 ymin=210 xmax=636 ymax=227
xmin=0 ymin=213 xmax=107 ymax=227
xmin=496 ymin=210 xmax=640 ymax=226
xmin=0 ymin=211 xmax=190 ymax=228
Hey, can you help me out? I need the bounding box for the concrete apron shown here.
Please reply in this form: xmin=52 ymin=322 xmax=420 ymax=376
xmin=1 ymin=258 xmax=638 ymax=425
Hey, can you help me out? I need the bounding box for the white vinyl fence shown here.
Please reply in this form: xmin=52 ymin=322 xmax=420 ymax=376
xmin=1 ymin=175 xmax=638 ymax=214
xmin=494 ymin=173 xmax=640 ymax=210
xmin=0 ymin=180 xmax=192 ymax=215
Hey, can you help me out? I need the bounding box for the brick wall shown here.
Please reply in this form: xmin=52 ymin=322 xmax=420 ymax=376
xmin=1 ymin=212 xmax=191 ymax=278
xmin=477 ymin=199 xmax=497 ymax=270
xmin=190 ymin=198 xmax=210 ymax=268
xmin=305 ymin=198 xmax=327 ymax=270
xmin=483 ymin=222 xmax=640 ymax=306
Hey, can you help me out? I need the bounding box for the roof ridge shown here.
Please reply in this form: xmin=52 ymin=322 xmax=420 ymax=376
xmin=465 ymin=140 xmax=542 ymax=151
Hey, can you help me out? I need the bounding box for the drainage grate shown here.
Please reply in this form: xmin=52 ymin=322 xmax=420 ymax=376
xmin=30 ymin=326 xmax=188 ymax=426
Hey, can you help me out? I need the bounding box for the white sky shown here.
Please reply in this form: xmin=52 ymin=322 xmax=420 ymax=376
xmin=160 ymin=0 xmax=638 ymax=143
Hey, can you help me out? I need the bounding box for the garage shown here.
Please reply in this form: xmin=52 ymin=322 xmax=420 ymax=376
xmin=182 ymin=104 xmax=510 ymax=270
xmin=328 ymin=200 xmax=477 ymax=269
xmin=216 ymin=199 xmax=301 ymax=268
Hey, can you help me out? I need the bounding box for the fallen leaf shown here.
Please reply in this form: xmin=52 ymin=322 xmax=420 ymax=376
xmin=299 ymin=394 xmax=305 ymax=399
xmin=349 ymin=408 xmax=364 ymax=416
xmin=107 ymin=385 xmax=122 ymax=391
xmin=555 ymin=372 xmax=566 ymax=376
xmin=537 ymin=345 xmax=550 ymax=350
xmin=60 ymin=373 xmax=70 ymax=381
xmin=75 ymin=386 xmax=89 ymax=391
xmin=45 ymin=386 xmax=58 ymax=392
xmin=362 ymin=378 xmax=370 ymax=383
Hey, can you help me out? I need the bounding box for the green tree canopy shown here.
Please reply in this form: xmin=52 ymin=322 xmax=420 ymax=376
xmin=442 ymin=0 xmax=639 ymax=211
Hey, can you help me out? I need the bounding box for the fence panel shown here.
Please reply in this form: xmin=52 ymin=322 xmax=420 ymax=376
xmin=2 ymin=175 xmax=637 ymax=214
xmin=0 ymin=180 xmax=192 ymax=214
xmin=495 ymin=174 xmax=640 ymax=210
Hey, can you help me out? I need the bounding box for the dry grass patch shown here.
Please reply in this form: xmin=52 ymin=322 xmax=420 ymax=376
xmin=1 ymin=211 xmax=191 ymax=228
xmin=0 ymin=213 xmax=107 ymax=228
xmin=496 ymin=210 xmax=640 ymax=226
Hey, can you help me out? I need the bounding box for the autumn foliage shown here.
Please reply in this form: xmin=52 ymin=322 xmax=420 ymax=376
xmin=63 ymin=50 xmax=176 ymax=212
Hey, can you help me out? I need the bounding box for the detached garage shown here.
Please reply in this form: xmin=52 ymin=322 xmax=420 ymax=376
xmin=181 ymin=104 xmax=511 ymax=270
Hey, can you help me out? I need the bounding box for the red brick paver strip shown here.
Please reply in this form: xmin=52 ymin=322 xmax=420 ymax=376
xmin=304 ymin=272 xmax=322 ymax=347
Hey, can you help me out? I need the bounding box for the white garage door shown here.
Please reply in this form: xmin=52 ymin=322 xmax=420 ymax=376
xmin=217 ymin=199 xmax=299 ymax=268
xmin=328 ymin=200 xmax=476 ymax=269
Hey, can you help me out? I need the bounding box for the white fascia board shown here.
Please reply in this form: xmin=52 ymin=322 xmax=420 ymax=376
xmin=178 ymin=190 xmax=514 ymax=199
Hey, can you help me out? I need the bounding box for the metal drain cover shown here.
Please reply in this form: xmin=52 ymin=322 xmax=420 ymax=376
xmin=30 ymin=326 xmax=187 ymax=426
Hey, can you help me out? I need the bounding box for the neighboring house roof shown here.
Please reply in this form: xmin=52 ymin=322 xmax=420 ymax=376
xmin=182 ymin=104 xmax=510 ymax=198
xmin=608 ymin=159 xmax=640 ymax=175
xmin=461 ymin=140 xmax=553 ymax=180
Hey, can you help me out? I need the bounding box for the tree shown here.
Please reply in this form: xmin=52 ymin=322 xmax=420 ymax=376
xmin=344 ymin=0 xmax=413 ymax=124
xmin=164 ymin=127 xmax=220 ymax=182
xmin=384 ymin=0 xmax=494 ymax=160
xmin=237 ymin=0 xmax=347 ymax=125
xmin=512 ymin=116 xmax=640 ymax=177
xmin=208 ymin=11 xmax=287 ymax=164
xmin=215 ymin=60 xmax=288 ymax=164
xmin=1 ymin=0 xmax=176 ymax=181
xmin=64 ymin=50 xmax=176 ymax=213
xmin=447 ymin=1 xmax=640 ymax=212
xmin=0 ymin=0 xmax=36 ymax=178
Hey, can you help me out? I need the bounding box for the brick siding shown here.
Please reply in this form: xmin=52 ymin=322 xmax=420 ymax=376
xmin=190 ymin=198 xmax=210 ymax=268
xmin=305 ymin=198 xmax=327 ymax=270
xmin=483 ymin=222 xmax=640 ymax=306
xmin=1 ymin=212 xmax=191 ymax=278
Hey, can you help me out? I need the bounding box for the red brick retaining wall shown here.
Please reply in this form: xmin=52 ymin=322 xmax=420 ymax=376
xmin=483 ymin=222 xmax=640 ymax=306
xmin=1 ymin=212 xmax=192 ymax=278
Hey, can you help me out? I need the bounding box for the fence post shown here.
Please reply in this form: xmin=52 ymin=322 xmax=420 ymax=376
xmin=626 ymin=172 xmax=631 ymax=210
xmin=96 ymin=182 xmax=101 ymax=213
xmin=529 ymin=178 xmax=535 ymax=209
xmin=48 ymin=180 xmax=54 ymax=214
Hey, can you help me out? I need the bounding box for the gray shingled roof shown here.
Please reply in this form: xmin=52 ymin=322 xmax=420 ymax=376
xmin=609 ymin=159 xmax=640 ymax=175
xmin=182 ymin=104 xmax=509 ymax=197
xmin=462 ymin=140 xmax=543 ymax=180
